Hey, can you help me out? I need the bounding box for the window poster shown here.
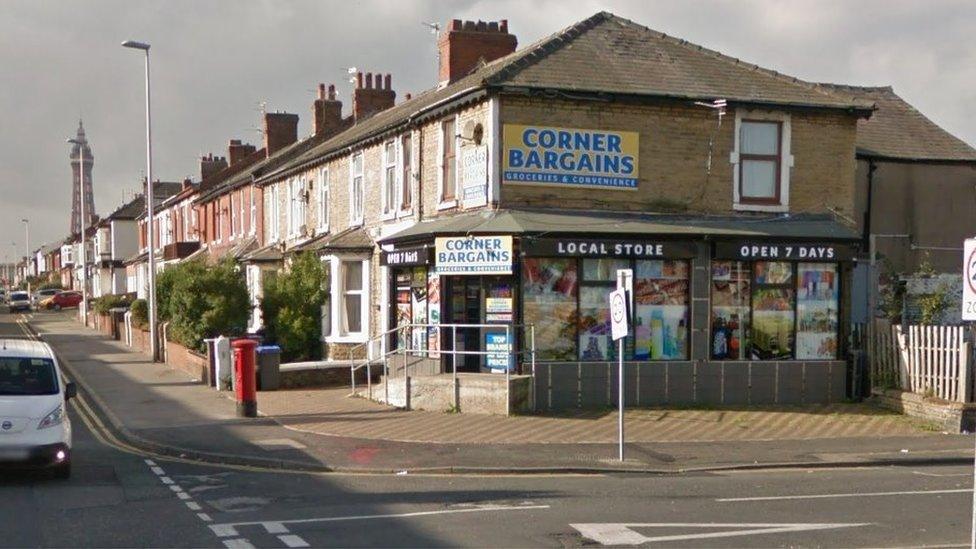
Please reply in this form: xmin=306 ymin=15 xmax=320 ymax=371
xmin=796 ymin=263 xmax=839 ymax=359
xmin=395 ymin=270 xmax=412 ymax=350
xmin=522 ymin=258 xmax=578 ymax=360
xmin=410 ymin=267 xmax=427 ymax=351
xmin=711 ymin=261 xmax=750 ymax=360
xmin=751 ymin=261 xmax=795 ymax=360
xmin=633 ymin=260 xmax=689 ymax=360
xmin=427 ymin=272 xmax=440 ymax=358
xmin=580 ymin=286 xmax=614 ymax=361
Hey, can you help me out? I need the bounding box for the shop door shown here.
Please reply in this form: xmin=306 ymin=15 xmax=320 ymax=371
xmin=445 ymin=276 xmax=516 ymax=373
xmin=447 ymin=276 xmax=482 ymax=372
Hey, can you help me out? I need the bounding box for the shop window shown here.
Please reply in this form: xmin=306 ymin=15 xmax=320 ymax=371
xmin=710 ymin=261 xmax=751 ymax=360
xmin=796 ymin=263 xmax=839 ymax=359
xmin=522 ymin=258 xmax=578 ymax=361
xmin=751 ymin=261 xmax=795 ymax=360
xmin=392 ymin=266 xmax=429 ymax=351
xmin=579 ymin=259 xmax=629 ymax=361
xmin=710 ymin=260 xmax=838 ymax=360
xmin=633 ymin=260 xmax=689 ymax=360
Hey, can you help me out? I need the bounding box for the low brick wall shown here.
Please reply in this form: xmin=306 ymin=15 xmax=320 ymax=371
xmin=165 ymin=339 xmax=209 ymax=383
xmin=376 ymin=373 xmax=533 ymax=416
xmin=279 ymin=364 xmax=372 ymax=390
xmin=871 ymin=388 xmax=976 ymax=432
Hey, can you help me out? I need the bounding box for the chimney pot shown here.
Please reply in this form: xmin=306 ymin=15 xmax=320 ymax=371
xmin=313 ymin=82 xmax=344 ymax=136
xmin=450 ymin=19 xmax=462 ymax=31
xmin=365 ymin=72 xmax=373 ymax=89
xmin=317 ymin=83 xmax=326 ymax=99
xmin=356 ymin=71 xmax=363 ymax=88
xmin=328 ymin=84 xmax=336 ymax=100
xmin=500 ymin=19 xmax=508 ymax=33
xmin=352 ymin=69 xmax=396 ymax=122
xmin=384 ymin=74 xmax=392 ymax=90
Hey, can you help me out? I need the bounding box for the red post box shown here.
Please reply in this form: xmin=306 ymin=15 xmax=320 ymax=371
xmin=232 ymin=338 xmax=258 ymax=417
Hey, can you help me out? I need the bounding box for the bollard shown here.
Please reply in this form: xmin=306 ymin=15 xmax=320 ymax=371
xmin=232 ymin=338 xmax=258 ymax=417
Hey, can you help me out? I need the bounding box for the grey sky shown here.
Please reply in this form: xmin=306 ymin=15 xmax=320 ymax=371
xmin=2 ymin=0 xmax=973 ymax=258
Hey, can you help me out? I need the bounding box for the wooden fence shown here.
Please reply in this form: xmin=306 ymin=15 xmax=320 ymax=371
xmin=871 ymin=321 xmax=972 ymax=402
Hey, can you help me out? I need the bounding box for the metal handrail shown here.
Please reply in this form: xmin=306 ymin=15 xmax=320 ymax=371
xmin=349 ymin=322 xmax=537 ymax=414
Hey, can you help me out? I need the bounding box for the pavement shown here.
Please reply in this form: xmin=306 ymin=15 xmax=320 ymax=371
xmin=21 ymin=311 xmax=976 ymax=475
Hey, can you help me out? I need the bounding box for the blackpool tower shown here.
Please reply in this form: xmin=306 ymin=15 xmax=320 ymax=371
xmin=69 ymin=120 xmax=95 ymax=235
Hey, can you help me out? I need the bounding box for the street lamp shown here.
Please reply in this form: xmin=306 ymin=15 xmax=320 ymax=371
xmin=122 ymin=39 xmax=158 ymax=361
xmin=67 ymin=137 xmax=90 ymax=324
xmin=21 ymin=219 xmax=30 ymax=294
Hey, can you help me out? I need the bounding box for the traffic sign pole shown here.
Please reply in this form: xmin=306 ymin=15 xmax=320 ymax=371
xmin=611 ymin=269 xmax=633 ymax=462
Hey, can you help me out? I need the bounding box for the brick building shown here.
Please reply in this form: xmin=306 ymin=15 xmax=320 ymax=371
xmin=241 ymin=11 xmax=887 ymax=409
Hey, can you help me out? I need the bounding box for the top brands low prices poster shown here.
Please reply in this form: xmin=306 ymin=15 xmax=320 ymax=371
xmin=503 ymin=124 xmax=640 ymax=189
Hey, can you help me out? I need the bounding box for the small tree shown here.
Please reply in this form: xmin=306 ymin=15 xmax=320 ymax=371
xmin=38 ymin=281 xmax=64 ymax=291
xmin=166 ymin=258 xmax=250 ymax=352
xmin=261 ymin=252 xmax=326 ymax=362
xmin=93 ymin=294 xmax=130 ymax=315
xmin=130 ymin=299 xmax=148 ymax=328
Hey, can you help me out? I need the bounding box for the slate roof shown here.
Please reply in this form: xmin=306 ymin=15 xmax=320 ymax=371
xmin=259 ymin=11 xmax=872 ymax=184
xmin=819 ymin=84 xmax=976 ymax=162
xmin=380 ymin=208 xmax=860 ymax=243
xmin=105 ymin=195 xmax=146 ymax=221
xmin=294 ymin=226 xmax=374 ymax=253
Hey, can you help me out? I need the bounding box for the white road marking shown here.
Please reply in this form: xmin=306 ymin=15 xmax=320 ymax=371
xmin=278 ymin=534 xmax=310 ymax=548
xmin=151 ymin=466 xmax=165 ymax=475
xmin=263 ymin=522 xmax=289 ymax=534
xmin=717 ymin=488 xmax=972 ymax=502
xmin=169 ymin=485 xmax=184 ymax=493
xmin=912 ymin=471 xmax=970 ymax=478
xmin=252 ymin=438 xmax=307 ymax=450
xmin=160 ymin=476 xmax=174 ymax=485
xmin=571 ymin=522 xmax=870 ymax=546
xmin=144 ymin=459 xmax=156 ymax=466
xmin=177 ymin=492 xmax=192 ymax=500
xmin=197 ymin=513 xmax=213 ymax=522
xmin=222 ymin=539 xmax=255 ymax=549
xmin=185 ymin=501 xmax=202 ymax=511
xmin=211 ymin=504 xmax=550 ymax=532
xmin=211 ymin=525 xmax=240 ymax=538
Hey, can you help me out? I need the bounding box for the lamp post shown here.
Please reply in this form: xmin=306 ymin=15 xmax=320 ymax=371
xmin=122 ymin=39 xmax=158 ymax=361
xmin=67 ymin=138 xmax=90 ymax=324
xmin=21 ymin=219 xmax=30 ymax=294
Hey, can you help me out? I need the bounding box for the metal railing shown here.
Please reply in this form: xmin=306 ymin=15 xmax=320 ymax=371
xmin=350 ymin=322 xmax=536 ymax=414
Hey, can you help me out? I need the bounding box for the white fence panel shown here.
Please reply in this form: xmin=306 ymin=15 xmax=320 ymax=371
xmin=871 ymin=322 xmax=971 ymax=403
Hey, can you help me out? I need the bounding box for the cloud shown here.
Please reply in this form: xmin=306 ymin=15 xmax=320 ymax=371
xmin=1 ymin=0 xmax=973 ymax=255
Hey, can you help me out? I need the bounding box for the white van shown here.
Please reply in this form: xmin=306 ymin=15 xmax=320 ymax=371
xmin=0 ymin=339 xmax=74 ymax=478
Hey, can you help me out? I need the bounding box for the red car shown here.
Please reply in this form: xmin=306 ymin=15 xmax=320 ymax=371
xmin=46 ymin=291 xmax=83 ymax=310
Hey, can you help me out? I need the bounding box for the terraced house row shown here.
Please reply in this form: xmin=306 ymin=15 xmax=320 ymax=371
xmin=52 ymin=11 xmax=973 ymax=413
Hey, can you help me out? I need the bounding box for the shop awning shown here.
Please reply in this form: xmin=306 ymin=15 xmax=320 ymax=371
xmin=293 ymin=226 xmax=374 ymax=254
xmin=379 ymin=208 xmax=861 ymax=243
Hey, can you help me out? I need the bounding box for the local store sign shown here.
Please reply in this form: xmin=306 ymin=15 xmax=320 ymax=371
xmin=523 ymin=238 xmax=696 ymax=259
xmin=963 ymin=238 xmax=976 ymax=321
xmin=435 ymin=235 xmax=512 ymax=275
xmin=502 ymin=124 xmax=639 ymax=189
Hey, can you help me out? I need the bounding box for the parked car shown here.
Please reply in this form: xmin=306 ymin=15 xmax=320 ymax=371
xmin=0 ymin=339 xmax=75 ymax=478
xmin=32 ymin=289 xmax=61 ymax=306
xmin=44 ymin=291 xmax=82 ymax=310
xmin=8 ymin=291 xmax=31 ymax=313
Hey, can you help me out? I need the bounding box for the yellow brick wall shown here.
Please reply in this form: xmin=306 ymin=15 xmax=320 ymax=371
xmin=498 ymin=96 xmax=858 ymax=218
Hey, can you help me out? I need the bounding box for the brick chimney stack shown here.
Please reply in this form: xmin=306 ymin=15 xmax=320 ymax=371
xmin=352 ymin=71 xmax=395 ymax=122
xmin=227 ymin=139 xmax=257 ymax=166
xmin=313 ymin=83 xmax=344 ymax=137
xmin=263 ymin=112 xmax=299 ymax=157
xmin=199 ymin=153 xmax=228 ymax=182
xmin=438 ymin=19 xmax=517 ymax=85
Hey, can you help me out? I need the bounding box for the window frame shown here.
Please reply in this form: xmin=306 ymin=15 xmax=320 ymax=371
xmin=438 ymin=117 xmax=458 ymax=209
xmin=731 ymin=110 xmax=793 ymax=213
xmin=400 ymin=132 xmax=413 ymax=215
xmin=326 ymin=255 xmax=370 ymax=343
xmin=248 ymin=187 xmax=257 ymax=236
xmin=737 ymin=120 xmax=782 ymax=205
xmin=229 ymin=192 xmax=237 ymax=240
xmin=381 ymin=139 xmax=398 ymax=219
xmin=349 ymin=152 xmax=365 ymax=226
xmin=317 ymin=167 xmax=330 ymax=233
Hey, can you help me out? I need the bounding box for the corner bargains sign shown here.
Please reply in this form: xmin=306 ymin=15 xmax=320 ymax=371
xmin=502 ymin=124 xmax=639 ymax=189
xmin=435 ymin=236 xmax=513 ymax=275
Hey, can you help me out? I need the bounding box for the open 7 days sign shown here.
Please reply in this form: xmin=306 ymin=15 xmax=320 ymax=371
xmin=964 ymin=238 xmax=976 ymax=321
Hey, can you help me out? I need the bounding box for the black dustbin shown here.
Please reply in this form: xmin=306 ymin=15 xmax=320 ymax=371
xmin=255 ymin=345 xmax=282 ymax=391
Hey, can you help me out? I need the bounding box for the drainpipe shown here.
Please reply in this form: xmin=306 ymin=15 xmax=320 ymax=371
xmin=862 ymin=159 xmax=877 ymax=252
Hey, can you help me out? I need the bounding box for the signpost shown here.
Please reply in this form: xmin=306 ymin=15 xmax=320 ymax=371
xmin=609 ymin=269 xmax=632 ymax=461
xmin=964 ymin=238 xmax=976 ymax=549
